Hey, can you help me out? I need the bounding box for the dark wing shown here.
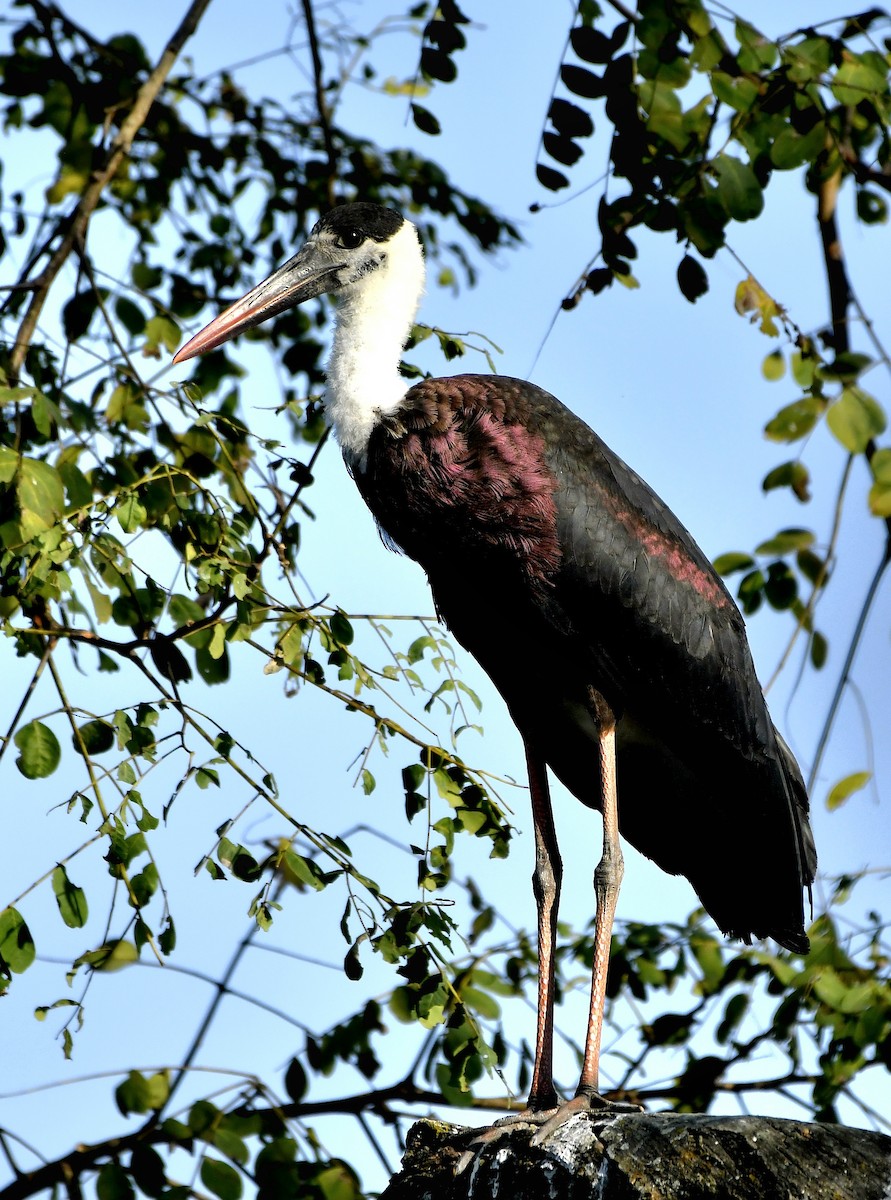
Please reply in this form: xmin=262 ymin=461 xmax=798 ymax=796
xmin=517 ymin=382 xmax=816 ymax=948
xmin=536 ymin=389 xmax=769 ymax=756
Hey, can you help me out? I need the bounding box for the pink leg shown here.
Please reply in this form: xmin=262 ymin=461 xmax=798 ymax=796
xmin=456 ymin=694 xmax=638 ymax=1172
xmin=577 ymin=699 xmax=623 ymax=1096
xmin=527 ymin=691 xmax=639 ymax=1145
xmin=525 ymin=744 xmax=561 ymax=1111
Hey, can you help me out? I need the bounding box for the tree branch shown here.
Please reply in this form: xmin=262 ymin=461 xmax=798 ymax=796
xmin=9 ymin=0 xmax=214 ymax=382
xmin=808 ymin=157 xmax=891 ymax=792
xmin=299 ymin=0 xmax=338 ymax=210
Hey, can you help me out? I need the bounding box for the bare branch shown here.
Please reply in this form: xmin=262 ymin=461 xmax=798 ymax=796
xmin=9 ymin=0 xmax=214 ymax=381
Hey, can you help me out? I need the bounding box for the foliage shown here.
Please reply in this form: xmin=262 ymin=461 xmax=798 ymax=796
xmin=0 ymin=1 xmax=889 ymax=1197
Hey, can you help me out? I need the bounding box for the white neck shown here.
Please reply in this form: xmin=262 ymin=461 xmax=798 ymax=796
xmin=325 ymin=222 xmax=426 ymax=463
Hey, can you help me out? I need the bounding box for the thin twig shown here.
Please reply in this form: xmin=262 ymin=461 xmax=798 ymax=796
xmin=9 ymin=0 xmax=214 ymax=381
xmin=807 ymin=542 xmax=891 ymax=794
xmin=299 ymin=0 xmax=338 ymax=209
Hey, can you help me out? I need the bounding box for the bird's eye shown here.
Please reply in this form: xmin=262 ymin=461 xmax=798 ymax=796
xmin=337 ymin=229 xmax=365 ymax=250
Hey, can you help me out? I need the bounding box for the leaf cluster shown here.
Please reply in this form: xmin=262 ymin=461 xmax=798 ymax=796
xmin=543 ymin=3 xmax=890 ymax=302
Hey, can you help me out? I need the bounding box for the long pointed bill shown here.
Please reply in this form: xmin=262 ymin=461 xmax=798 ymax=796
xmin=172 ymin=243 xmax=346 ymax=364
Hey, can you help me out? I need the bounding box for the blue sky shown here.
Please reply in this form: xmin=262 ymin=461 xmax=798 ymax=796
xmin=1 ymin=0 xmax=889 ymax=1188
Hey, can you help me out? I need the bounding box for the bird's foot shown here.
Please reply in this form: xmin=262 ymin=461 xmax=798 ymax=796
xmin=526 ymin=1087 xmax=642 ymax=1147
xmin=454 ymin=1090 xmax=642 ymax=1174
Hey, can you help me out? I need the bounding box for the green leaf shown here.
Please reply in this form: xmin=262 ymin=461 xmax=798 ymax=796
xmin=97 ymin=1162 xmax=134 ymax=1200
xmin=117 ymin=492 xmax=147 ymax=533
xmin=536 ymin=162 xmax=569 ymax=191
xmin=73 ymin=718 xmax=115 ymax=755
xmin=810 ymin=630 xmax=828 ymax=670
xmin=14 ymin=720 xmax=61 ymax=779
xmin=764 ymin=397 xmax=822 ymax=443
xmin=790 ymin=351 xmax=818 ymax=388
xmin=188 ymin=1100 xmax=219 ymax=1135
xmin=129 ymin=1146 xmax=167 ymax=1198
xmin=820 ymin=352 xmax=873 ymax=382
xmin=115 ymin=296 xmax=146 ymax=336
xmin=832 ymin=53 xmax=888 ymax=106
xmin=170 ymin=593 xmax=207 ymax=630
xmin=712 ymin=552 xmax=755 ymax=576
xmin=460 ymin=984 xmax=501 ymax=1020
xmin=143 ymin=315 xmax=181 ymax=355
xmin=411 ymin=103 xmax=441 ymax=136
xmin=755 ymin=528 xmax=814 ymax=555
xmin=869 ymin=447 xmax=891 ymax=516
xmin=826 ymin=387 xmax=886 ymax=453
xmin=857 ymin=188 xmax=888 ymax=225
xmin=0 ymin=907 xmax=36 ymax=974
xmin=115 ymin=1069 xmax=170 ymax=1115
xmin=785 ymin=36 xmax=832 ymax=85
xmin=59 ymin=460 xmax=93 ymax=510
xmin=560 ymin=65 xmax=606 ymax=99
xmin=212 ymin=1128 xmax=249 ymax=1167
xmin=284 ymin=851 xmax=326 ymax=891
xmin=761 ymin=350 xmax=785 ymax=381
xmin=201 ymin=1158 xmax=242 ymax=1200
xmin=87 ymin=939 xmax=139 ymax=971
xmin=284 ymin=1056 xmax=308 ymax=1102
xmin=31 ymin=391 xmax=55 ymax=437
xmin=677 ymin=254 xmax=708 ymax=303
xmin=330 ymin=610 xmax=354 ymax=646
xmin=770 ymin=122 xmax=826 ymax=170
xmin=640 ymin=79 xmax=686 ymax=151
xmin=344 ymin=942 xmax=363 ymax=980
xmin=762 ymin=461 xmax=810 ymax=501
xmin=16 ymin=458 xmax=65 ymax=540
xmin=712 ymin=154 xmax=763 ymax=221
xmin=317 ymin=1164 xmax=361 ymax=1200
xmin=156 ymin=917 xmax=175 ymax=956
xmin=85 ymin=576 xmax=113 ymax=624
xmin=735 ymin=20 xmax=777 ymax=71
xmin=712 ymin=70 xmax=761 ymax=113
xmin=0 ymin=446 xmax=19 ymax=484
xmin=826 ymin=771 xmax=871 ymax=811
xmin=52 ymin=865 xmax=89 ymax=928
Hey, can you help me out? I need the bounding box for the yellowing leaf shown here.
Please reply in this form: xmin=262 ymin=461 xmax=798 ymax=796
xmin=735 ymin=275 xmax=781 ymax=336
xmin=826 ymin=387 xmax=886 ymax=454
xmin=762 ymin=350 xmax=786 ymax=381
xmin=46 ymin=164 xmax=90 ymax=204
xmin=383 ymin=77 xmax=430 ymax=97
xmin=764 ymin=397 xmax=822 ymax=443
xmin=826 ymin=771 xmax=871 ymax=810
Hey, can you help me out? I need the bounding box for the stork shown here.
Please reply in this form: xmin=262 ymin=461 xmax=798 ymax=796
xmin=173 ymin=202 xmax=816 ymax=1137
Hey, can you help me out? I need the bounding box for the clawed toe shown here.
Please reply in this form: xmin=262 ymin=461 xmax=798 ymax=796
xmin=529 ymin=1091 xmax=642 ymax=1146
xmin=454 ymin=1093 xmax=643 ymax=1173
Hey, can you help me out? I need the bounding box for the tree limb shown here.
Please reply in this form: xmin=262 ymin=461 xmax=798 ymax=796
xmin=299 ymin=0 xmax=338 ymax=209
xmin=9 ymin=0 xmax=214 ymax=381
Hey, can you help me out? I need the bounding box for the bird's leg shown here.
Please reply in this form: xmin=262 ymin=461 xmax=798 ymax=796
xmin=577 ymin=688 xmax=623 ymax=1097
xmin=526 ymin=745 xmax=562 ymax=1111
xmin=456 ymin=699 xmax=639 ymax=1173
xmin=526 ymin=689 xmax=640 ymax=1146
xmin=453 ymin=747 xmax=562 ymax=1172
xmin=474 ymin=746 xmax=563 ymax=1119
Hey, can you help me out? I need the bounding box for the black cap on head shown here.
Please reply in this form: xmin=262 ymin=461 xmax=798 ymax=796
xmin=314 ymin=203 xmax=404 ymax=244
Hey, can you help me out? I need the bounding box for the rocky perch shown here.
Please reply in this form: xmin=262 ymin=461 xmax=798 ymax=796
xmin=380 ymin=1112 xmax=891 ymax=1200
